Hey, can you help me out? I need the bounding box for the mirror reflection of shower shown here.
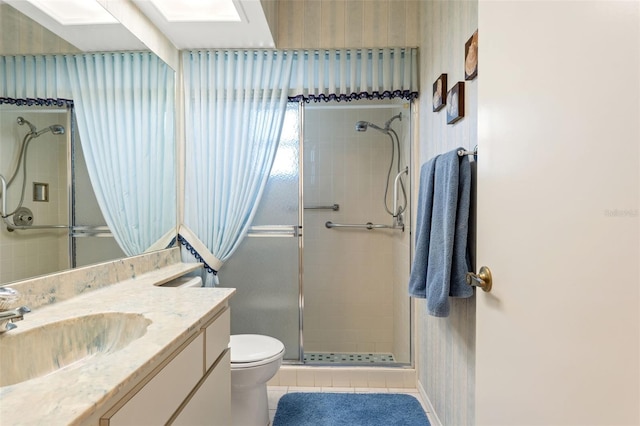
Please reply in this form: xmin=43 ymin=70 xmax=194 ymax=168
xmin=0 ymin=117 xmax=65 ymax=223
xmin=355 ymin=112 xmax=408 ymax=227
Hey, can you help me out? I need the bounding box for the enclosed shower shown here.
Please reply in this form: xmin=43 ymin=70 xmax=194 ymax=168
xmin=0 ymin=105 xmax=125 ymax=284
xmin=222 ymin=100 xmax=412 ymax=367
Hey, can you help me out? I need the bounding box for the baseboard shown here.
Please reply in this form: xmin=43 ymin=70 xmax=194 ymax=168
xmin=418 ymin=381 xmax=442 ymax=426
xmin=269 ymin=365 xmax=416 ymax=389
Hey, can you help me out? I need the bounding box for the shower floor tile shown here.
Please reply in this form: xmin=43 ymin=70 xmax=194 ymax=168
xmin=304 ymin=352 xmax=396 ymax=364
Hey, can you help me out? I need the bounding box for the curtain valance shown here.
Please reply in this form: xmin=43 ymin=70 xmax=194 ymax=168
xmin=0 ymin=54 xmax=72 ymax=104
xmin=183 ymin=48 xmax=419 ymax=104
xmin=288 ymin=47 xmax=418 ymax=102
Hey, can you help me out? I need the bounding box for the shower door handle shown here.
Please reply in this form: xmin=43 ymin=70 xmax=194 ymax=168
xmin=247 ymin=225 xmax=301 ymax=238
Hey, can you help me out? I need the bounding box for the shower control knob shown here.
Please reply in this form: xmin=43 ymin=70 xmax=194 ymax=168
xmin=13 ymin=207 xmax=34 ymax=226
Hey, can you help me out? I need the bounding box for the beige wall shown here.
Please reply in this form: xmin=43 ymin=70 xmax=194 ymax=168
xmin=0 ymin=4 xmax=79 ymax=55
xmin=276 ymin=0 xmax=420 ymax=49
xmin=0 ymin=107 xmax=70 ymax=283
xmin=416 ymin=1 xmax=478 ymax=424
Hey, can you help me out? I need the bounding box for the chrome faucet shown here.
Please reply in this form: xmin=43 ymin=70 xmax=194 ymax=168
xmin=0 ymin=306 xmax=31 ymax=332
xmin=0 ymin=287 xmax=30 ymax=333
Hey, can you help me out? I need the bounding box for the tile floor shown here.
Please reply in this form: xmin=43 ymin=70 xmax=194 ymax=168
xmin=267 ymin=386 xmax=434 ymax=425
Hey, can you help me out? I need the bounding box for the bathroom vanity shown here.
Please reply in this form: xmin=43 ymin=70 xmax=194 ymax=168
xmin=0 ymin=248 xmax=234 ymax=425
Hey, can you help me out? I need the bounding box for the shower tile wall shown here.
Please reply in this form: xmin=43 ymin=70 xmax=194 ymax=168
xmin=303 ymin=105 xmax=411 ymax=362
xmin=0 ymin=108 xmax=69 ymax=283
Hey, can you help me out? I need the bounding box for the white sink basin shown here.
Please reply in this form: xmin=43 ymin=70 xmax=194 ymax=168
xmin=0 ymin=312 xmax=151 ymax=387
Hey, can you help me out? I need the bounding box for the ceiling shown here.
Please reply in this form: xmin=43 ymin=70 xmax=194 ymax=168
xmin=1 ymin=0 xmax=276 ymax=51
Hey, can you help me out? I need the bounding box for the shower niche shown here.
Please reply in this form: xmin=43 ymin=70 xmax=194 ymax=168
xmin=222 ymin=99 xmax=413 ymax=367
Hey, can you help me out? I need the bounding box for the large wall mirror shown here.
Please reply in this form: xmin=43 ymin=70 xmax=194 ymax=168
xmin=0 ymin=3 xmax=177 ymax=285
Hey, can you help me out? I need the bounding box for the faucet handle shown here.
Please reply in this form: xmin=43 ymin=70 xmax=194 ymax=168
xmin=4 ymin=322 xmax=17 ymax=332
xmin=10 ymin=306 xmax=31 ymax=322
xmin=15 ymin=306 xmax=31 ymax=315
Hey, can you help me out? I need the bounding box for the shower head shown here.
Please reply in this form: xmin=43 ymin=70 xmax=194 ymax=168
xmin=17 ymin=117 xmax=64 ymax=137
xmin=355 ymin=113 xmax=402 ymax=134
xmin=33 ymin=124 xmax=65 ymax=137
xmin=355 ymin=121 xmax=370 ymax=132
xmin=355 ymin=120 xmax=386 ymax=133
xmin=16 ymin=117 xmax=37 ymax=134
xmin=49 ymin=125 xmax=65 ymax=135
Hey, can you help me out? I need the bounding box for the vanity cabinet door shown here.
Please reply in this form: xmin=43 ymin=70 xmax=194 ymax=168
xmin=171 ymin=350 xmax=231 ymax=426
xmin=205 ymin=308 xmax=230 ymax=370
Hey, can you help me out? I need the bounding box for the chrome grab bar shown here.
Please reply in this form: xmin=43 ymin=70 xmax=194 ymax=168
xmin=325 ymin=221 xmax=403 ymax=231
xmin=304 ymin=204 xmax=340 ymax=211
xmin=4 ymin=222 xmax=112 ymax=233
xmin=2 ymin=173 xmax=112 ymax=234
xmin=393 ymin=167 xmax=408 ymax=224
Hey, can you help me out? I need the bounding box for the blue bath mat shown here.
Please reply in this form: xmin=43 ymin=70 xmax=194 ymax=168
xmin=273 ymin=392 xmax=430 ymax=426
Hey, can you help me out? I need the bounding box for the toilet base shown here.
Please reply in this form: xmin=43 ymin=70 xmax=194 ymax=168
xmin=231 ymin=382 xmax=269 ymax=426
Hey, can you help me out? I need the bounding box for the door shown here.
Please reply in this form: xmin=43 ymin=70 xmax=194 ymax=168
xmin=218 ymin=102 xmax=302 ymax=361
xmin=476 ymin=2 xmax=639 ymax=425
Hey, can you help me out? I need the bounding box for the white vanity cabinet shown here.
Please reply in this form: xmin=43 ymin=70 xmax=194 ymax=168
xmin=100 ymin=306 xmax=231 ymax=426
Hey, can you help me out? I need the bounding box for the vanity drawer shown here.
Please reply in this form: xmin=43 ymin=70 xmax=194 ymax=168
xmin=204 ymin=307 xmax=230 ymax=371
xmin=104 ymin=333 xmax=204 ymax=426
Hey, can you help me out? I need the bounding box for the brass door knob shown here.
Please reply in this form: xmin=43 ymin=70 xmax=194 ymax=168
xmin=466 ymin=266 xmax=492 ymax=292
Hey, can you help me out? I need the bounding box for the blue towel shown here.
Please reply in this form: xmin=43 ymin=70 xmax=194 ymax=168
xmin=408 ymin=148 xmax=472 ymax=317
xmin=408 ymin=155 xmax=438 ymax=298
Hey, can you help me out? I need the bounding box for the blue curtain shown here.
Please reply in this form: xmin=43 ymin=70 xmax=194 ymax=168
xmin=180 ymin=50 xmax=294 ymax=286
xmin=65 ymin=52 xmax=176 ymax=255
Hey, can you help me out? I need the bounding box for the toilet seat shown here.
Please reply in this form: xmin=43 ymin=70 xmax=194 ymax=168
xmin=230 ymin=334 xmax=285 ymax=369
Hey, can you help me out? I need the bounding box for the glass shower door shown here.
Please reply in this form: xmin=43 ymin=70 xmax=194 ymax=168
xmin=217 ymin=103 xmax=302 ymax=361
xmin=71 ymin=114 xmax=125 ymax=267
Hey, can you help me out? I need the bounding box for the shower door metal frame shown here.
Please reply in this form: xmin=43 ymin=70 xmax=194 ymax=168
xmin=297 ymin=99 xmax=415 ymax=368
xmin=246 ymin=99 xmax=415 ymax=367
xmin=297 ymin=100 xmax=306 ymax=364
xmin=241 ymin=100 xmax=305 ymax=364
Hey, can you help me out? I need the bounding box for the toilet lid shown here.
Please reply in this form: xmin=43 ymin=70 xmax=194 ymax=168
xmin=230 ymin=334 xmax=285 ymax=363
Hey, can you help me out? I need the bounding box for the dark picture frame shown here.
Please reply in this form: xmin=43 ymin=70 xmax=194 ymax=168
xmin=446 ymin=82 xmax=465 ymax=124
xmin=465 ymin=30 xmax=478 ymax=80
xmin=432 ymin=73 xmax=447 ymax=112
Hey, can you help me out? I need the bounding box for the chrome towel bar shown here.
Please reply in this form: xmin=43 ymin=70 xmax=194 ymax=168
xmin=457 ymin=145 xmax=478 ymax=157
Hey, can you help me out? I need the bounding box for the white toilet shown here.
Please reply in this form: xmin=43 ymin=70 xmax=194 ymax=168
xmin=229 ymin=334 xmax=285 ymax=426
xmin=165 ymin=277 xmax=285 ymax=425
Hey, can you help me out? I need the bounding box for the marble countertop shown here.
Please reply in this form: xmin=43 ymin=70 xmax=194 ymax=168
xmin=0 ymin=264 xmax=235 ymax=425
